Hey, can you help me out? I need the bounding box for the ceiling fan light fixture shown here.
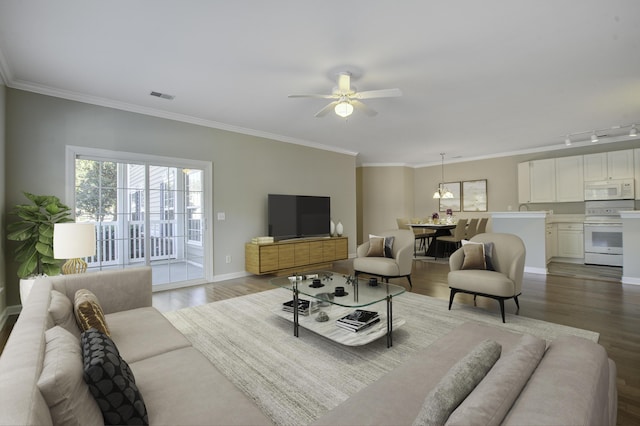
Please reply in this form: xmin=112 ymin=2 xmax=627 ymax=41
xmin=334 ymin=101 xmax=353 ymax=118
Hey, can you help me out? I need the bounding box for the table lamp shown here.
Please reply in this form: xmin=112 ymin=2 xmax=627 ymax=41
xmin=53 ymin=223 xmax=96 ymax=274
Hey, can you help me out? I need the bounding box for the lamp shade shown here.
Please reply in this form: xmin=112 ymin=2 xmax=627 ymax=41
xmin=53 ymin=223 xmax=96 ymax=259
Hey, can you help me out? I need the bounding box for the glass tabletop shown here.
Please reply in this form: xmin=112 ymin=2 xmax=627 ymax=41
xmin=270 ymin=271 xmax=406 ymax=308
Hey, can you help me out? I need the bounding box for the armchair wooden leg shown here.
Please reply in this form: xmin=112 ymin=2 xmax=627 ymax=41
xmin=406 ymin=275 xmax=412 ymax=289
xmin=514 ymin=296 xmax=520 ymax=314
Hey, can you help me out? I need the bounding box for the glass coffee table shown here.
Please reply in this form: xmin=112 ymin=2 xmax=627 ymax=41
xmin=270 ymin=271 xmax=406 ymax=348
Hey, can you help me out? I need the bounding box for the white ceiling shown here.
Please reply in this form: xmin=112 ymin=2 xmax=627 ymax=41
xmin=1 ymin=1 xmax=639 ymax=167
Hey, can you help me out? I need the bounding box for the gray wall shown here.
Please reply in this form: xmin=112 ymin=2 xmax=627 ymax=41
xmin=0 ymin=83 xmax=6 ymax=321
xmin=4 ymin=89 xmax=357 ymax=306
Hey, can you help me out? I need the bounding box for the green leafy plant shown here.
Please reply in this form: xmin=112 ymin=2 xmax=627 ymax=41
xmin=7 ymin=192 xmax=73 ymax=278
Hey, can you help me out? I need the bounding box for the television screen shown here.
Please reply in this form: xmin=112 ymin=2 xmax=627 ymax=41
xmin=268 ymin=194 xmax=330 ymax=240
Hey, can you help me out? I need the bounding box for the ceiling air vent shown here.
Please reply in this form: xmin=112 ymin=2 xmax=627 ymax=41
xmin=150 ymin=91 xmax=175 ymax=100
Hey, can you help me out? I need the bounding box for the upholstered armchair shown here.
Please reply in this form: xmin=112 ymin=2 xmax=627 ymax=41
xmin=448 ymin=233 xmax=526 ymax=322
xmin=353 ymin=229 xmax=414 ymax=288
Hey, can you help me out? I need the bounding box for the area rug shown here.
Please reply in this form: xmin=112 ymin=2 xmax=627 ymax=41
xmin=163 ymin=288 xmax=598 ymax=426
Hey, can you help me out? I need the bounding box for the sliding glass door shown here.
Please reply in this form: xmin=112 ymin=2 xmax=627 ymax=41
xmin=70 ymin=148 xmax=210 ymax=289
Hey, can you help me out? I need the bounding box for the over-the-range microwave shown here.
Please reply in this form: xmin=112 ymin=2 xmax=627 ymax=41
xmin=584 ymin=178 xmax=634 ymax=201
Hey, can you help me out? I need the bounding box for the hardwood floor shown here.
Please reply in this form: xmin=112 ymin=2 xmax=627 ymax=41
xmin=2 ymin=259 xmax=639 ymax=425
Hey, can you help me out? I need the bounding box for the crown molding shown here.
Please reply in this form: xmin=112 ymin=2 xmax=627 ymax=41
xmin=5 ymin=78 xmax=359 ymax=158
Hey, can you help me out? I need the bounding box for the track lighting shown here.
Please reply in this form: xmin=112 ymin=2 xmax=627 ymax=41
xmin=561 ymin=122 xmax=638 ymax=146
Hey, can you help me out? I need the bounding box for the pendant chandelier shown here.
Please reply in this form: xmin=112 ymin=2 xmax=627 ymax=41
xmin=433 ymin=153 xmax=454 ymax=199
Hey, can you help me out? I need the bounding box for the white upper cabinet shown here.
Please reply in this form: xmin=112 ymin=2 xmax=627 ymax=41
xmin=529 ymin=159 xmax=556 ymax=203
xmin=555 ymin=156 xmax=584 ymax=202
xmin=517 ymin=162 xmax=531 ymax=204
xmin=635 ymin=148 xmax=640 ymax=200
xmin=584 ymin=150 xmax=634 ymax=181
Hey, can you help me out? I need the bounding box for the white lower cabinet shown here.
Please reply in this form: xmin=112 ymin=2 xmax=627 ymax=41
xmin=556 ymin=223 xmax=584 ymax=259
xmin=545 ymin=223 xmax=557 ymax=262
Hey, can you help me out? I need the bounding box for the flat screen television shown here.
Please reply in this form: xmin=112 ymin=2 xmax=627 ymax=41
xmin=268 ymin=194 xmax=331 ymax=241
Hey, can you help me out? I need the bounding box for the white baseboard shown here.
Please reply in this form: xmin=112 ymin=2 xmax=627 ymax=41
xmin=622 ymin=276 xmax=640 ymax=285
xmin=213 ymin=271 xmax=251 ymax=282
xmin=524 ymin=266 xmax=547 ymax=275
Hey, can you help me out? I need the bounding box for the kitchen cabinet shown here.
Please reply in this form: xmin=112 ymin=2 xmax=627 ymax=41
xmin=529 ymin=159 xmax=556 ymax=202
xmin=584 ymin=150 xmax=634 ymax=181
xmin=557 ymin=223 xmax=584 ymax=259
xmin=517 ymin=162 xmax=531 ymax=204
xmin=555 ymin=155 xmax=584 ymax=202
xmin=545 ymin=223 xmax=557 ymax=262
xmin=635 ymin=149 xmax=640 ymax=200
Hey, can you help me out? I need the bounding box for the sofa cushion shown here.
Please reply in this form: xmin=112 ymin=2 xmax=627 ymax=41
xmin=412 ymin=339 xmax=502 ymax=426
xmin=445 ymin=334 xmax=546 ymax=426
xmin=49 ymin=289 xmax=81 ymax=336
xmin=106 ymin=307 xmax=192 ymax=363
xmin=74 ymin=289 xmax=111 ymax=336
xmin=37 ymin=326 xmax=103 ymax=426
xmin=502 ymin=335 xmax=611 ymax=426
xmin=130 ymin=346 xmax=272 ymax=426
xmin=81 ymin=329 xmax=149 ymax=425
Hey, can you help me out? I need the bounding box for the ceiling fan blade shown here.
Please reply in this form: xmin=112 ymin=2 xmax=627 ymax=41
xmin=351 ymin=100 xmax=378 ymax=117
xmin=337 ymin=72 xmax=351 ymax=93
xmin=288 ymin=93 xmax=336 ymax=99
xmin=353 ymin=88 xmax=402 ymax=99
xmin=314 ymin=101 xmax=339 ymax=117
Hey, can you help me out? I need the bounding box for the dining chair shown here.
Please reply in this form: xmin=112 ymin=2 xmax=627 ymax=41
xmin=465 ymin=218 xmax=479 ymax=240
xmin=477 ymin=217 xmax=488 ymax=234
xmin=397 ymin=218 xmax=430 ymax=256
xmin=435 ymin=219 xmax=468 ymax=258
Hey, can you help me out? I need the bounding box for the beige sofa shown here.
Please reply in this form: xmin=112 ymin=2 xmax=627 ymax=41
xmin=1 ymin=267 xmax=617 ymax=425
xmin=0 ymin=267 xmax=271 ymax=426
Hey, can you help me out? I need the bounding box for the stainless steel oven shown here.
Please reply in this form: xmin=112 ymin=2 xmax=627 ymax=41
xmin=583 ymin=200 xmax=633 ymax=267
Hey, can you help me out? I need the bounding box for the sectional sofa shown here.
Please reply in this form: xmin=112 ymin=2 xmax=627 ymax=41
xmin=0 ymin=267 xmax=617 ymax=425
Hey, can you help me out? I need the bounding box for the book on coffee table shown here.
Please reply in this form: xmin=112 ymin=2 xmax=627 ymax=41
xmin=336 ymin=309 xmax=380 ymax=332
xmin=282 ymin=299 xmax=318 ymax=316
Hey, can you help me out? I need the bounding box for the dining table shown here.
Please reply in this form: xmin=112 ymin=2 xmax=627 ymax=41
xmin=407 ymin=222 xmax=457 ymax=258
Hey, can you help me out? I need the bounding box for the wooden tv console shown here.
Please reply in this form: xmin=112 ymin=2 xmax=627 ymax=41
xmin=245 ymin=237 xmax=348 ymax=275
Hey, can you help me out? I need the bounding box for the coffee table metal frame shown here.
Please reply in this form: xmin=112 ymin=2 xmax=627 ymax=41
xmin=270 ymin=271 xmax=406 ymax=348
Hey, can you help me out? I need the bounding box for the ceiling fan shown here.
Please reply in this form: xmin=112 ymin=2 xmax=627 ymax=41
xmin=288 ymin=71 xmax=402 ymax=118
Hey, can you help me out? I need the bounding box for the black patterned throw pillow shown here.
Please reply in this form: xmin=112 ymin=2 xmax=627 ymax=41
xmin=80 ymin=328 xmax=149 ymax=425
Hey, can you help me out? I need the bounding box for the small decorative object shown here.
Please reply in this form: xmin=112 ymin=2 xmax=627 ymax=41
xmin=309 ymin=278 xmax=324 ymax=288
xmin=336 ymin=221 xmax=343 ymax=237
xmin=334 ymin=286 xmax=347 ymax=297
xmin=315 ymin=311 xmax=329 ymax=322
xmin=330 ymin=219 xmax=336 ymax=237
xmin=446 ymin=208 xmax=453 ymax=216
xmin=432 ymin=212 xmax=439 ymax=220
xmin=368 ymin=277 xmax=378 ymax=287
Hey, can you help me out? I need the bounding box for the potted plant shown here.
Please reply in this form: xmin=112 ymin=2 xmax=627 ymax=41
xmin=7 ymin=192 xmax=73 ymax=302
